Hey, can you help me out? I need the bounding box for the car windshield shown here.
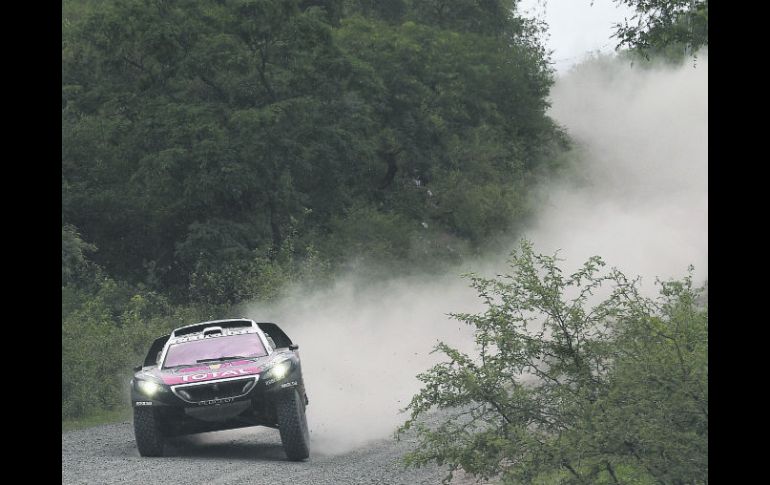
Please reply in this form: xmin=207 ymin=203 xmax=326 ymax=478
xmin=163 ymin=334 xmax=268 ymax=368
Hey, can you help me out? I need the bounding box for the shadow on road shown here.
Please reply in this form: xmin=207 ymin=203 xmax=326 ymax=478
xmin=163 ymin=434 xmax=288 ymax=462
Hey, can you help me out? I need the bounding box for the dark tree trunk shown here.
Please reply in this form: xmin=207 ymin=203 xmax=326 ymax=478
xmin=378 ymin=148 xmax=399 ymax=190
xmin=268 ymin=198 xmax=282 ymax=252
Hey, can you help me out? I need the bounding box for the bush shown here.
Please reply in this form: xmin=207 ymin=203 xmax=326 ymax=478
xmin=399 ymin=241 xmax=707 ymax=485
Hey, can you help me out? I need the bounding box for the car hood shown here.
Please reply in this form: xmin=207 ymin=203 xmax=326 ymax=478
xmin=142 ymin=355 xmax=276 ymax=385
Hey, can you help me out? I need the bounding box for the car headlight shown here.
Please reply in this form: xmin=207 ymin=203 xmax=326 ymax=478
xmin=269 ymin=361 xmax=291 ymax=380
xmin=137 ymin=379 xmax=162 ymax=397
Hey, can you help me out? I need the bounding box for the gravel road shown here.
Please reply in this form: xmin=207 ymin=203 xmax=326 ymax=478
xmin=62 ymin=421 xmax=461 ymax=485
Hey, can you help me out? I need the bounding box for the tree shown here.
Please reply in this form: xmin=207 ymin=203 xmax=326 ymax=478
xmin=62 ymin=223 xmax=96 ymax=285
xmin=62 ymin=0 xmax=563 ymax=302
xmin=409 ymin=0 xmax=515 ymax=36
xmin=612 ymin=0 xmax=708 ymax=59
xmin=62 ymin=0 xmax=381 ymax=299
xmin=334 ymin=13 xmax=560 ymax=244
xmin=399 ymin=241 xmax=707 ymax=484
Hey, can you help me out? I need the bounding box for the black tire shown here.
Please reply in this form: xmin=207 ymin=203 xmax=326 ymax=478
xmin=133 ymin=407 xmax=164 ymax=457
xmin=276 ymin=389 xmax=310 ymax=461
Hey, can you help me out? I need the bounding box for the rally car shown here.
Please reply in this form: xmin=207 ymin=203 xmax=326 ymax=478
xmin=130 ymin=318 xmax=309 ymax=460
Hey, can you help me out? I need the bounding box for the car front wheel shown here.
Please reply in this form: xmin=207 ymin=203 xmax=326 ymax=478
xmin=134 ymin=407 xmax=164 ymax=457
xmin=276 ymin=389 xmax=310 ymax=461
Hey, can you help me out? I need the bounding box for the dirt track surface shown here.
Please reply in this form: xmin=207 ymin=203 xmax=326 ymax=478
xmin=61 ymin=422 xmax=454 ymax=485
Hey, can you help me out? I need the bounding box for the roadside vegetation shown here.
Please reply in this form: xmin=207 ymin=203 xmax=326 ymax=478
xmin=398 ymin=241 xmax=707 ymax=485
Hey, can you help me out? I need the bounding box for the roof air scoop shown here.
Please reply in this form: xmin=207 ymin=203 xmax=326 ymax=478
xmin=202 ymin=326 xmax=224 ymax=337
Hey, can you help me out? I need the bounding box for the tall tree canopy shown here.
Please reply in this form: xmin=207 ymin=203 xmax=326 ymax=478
xmin=62 ymin=0 xmax=562 ymax=303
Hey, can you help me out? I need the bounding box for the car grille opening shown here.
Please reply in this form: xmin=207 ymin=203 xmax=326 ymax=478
xmin=174 ymin=377 xmax=257 ymax=403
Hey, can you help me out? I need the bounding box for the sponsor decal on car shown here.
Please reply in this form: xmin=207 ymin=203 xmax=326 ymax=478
xmin=280 ymin=380 xmax=298 ymax=388
xmin=135 ymin=401 xmax=153 ymax=406
xmin=198 ymin=397 xmax=234 ymax=406
xmin=161 ymin=366 xmax=262 ymax=385
xmin=172 ymin=359 xmax=255 ymax=374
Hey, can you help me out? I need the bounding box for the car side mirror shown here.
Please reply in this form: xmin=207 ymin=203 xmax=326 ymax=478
xmin=133 ymin=365 xmax=142 ymax=372
xmin=289 ymin=344 xmax=299 ymax=351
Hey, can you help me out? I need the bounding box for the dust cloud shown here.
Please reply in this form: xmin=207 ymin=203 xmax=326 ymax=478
xmin=244 ymin=274 xmax=482 ymax=455
xmin=243 ymin=52 xmax=708 ymax=454
xmin=525 ymin=52 xmax=708 ymax=286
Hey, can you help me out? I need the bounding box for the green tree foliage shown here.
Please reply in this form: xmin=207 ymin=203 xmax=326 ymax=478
xmin=399 ymin=241 xmax=707 ymax=484
xmin=63 ymin=0 xmax=377 ymax=297
xmin=62 ymin=0 xmax=562 ymax=303
xmin=612 ymin=0 xmax=708 ymax=60
xmin=331 ymin=7 xmax=560 ymax=243
xmin=62 ymin=223 xmax=98 ymax=286
xmin=343 ymin=0 xmax=408 ymax=24
xmin=409 ymin=0 xmax=515 ymax=35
